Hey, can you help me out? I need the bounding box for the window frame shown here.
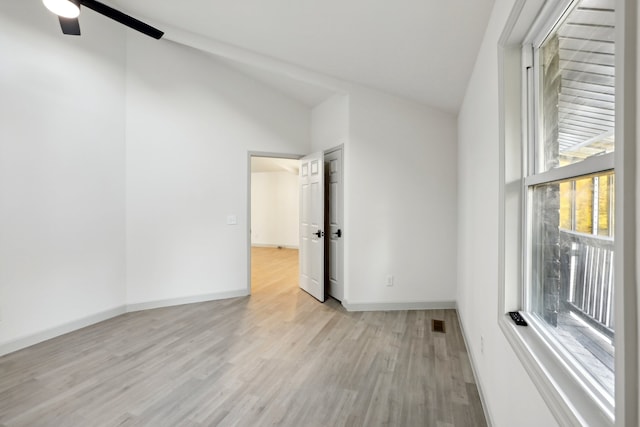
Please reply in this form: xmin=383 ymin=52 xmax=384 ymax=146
xmin=497 ymin=0 xmax=638 ymax=426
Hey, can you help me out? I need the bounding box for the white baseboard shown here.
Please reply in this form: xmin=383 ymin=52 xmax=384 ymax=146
xmin=125 ymin=289 xmax=249 ymax=312
xmin=0 ymin=289 xmax=251 ymax=357
xmin=456 ymin=309 xmax=494 ymax=427
xmin=341 ymin=300 xmax=457 ymax=312
xmin=0 ymin=306 xmax=126 ymax=357
xmin=251 ymin=244 xmax=299 ymax=249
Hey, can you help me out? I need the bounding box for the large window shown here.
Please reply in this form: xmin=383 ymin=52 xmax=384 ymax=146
xmin=524 ymin=0 xmax=615 ymax=409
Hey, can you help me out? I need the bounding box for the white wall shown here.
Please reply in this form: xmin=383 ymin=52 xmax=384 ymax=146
xmin=344 ymin=86 xmax=458 ymax=306
xmin=251 ymin=171 xmax=299 ymax=247
xmin=311 ymin=94 xmax=349 ymax=152
xmin=637 ymin=3 xmax=640 ymax=419
xmin=0 ymin=3 xmax=126 ymax=348
xmin=457 ymin=1 xmax=559 ymax=425
xmin=125 ymin=37 xmax=311 ymax=305
xmin=309 ymin=70 xmax=459 ymax=309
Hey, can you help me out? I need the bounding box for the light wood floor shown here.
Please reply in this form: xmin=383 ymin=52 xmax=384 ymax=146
xmin=0 ymin=247 xmax=487 ymax=426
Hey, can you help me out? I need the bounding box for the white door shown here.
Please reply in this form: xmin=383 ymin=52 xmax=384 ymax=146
xmin=326 ymin=148 xmax=344 ymax=301
xmin=299 ymin=152 xmax=325 ymax=302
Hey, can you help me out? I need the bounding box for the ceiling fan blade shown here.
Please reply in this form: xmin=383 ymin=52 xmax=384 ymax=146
xmin=80 ymin=0 xmax=164 ymax=39
xmin=59 ymin=16 xmax=81 ymax=36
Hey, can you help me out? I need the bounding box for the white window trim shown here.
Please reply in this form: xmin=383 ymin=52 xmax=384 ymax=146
xmin=497 ymin=0 xmax=638 ymax=426
xmin=523 ymin=152 xmax=614 ymax=187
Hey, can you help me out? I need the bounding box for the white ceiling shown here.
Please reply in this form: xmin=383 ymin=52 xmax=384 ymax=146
xmin=112 ymin=0 xmax=495 ymax=113
xmin=213 ymin=55 xmax=337 ymax=107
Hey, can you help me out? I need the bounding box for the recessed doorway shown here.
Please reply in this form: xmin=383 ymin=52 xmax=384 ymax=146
xmin=247 ymin=148 xmax=344 ymax=304
xmin=248 ymin=154 xmax=301 ymax=296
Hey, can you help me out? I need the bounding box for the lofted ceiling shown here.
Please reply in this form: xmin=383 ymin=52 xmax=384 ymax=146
xmin=110 ymin=0 xmax=495 ymax=113
xmin=214 ymin=55 xmax=337 ymax=107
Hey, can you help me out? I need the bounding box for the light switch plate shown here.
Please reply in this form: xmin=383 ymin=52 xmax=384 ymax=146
xmin=227 ymin=215 xmax=237 ymax=225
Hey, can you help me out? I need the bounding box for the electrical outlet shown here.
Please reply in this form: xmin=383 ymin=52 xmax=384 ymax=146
xmin=386 ymin=275 xmax=394 ymax=287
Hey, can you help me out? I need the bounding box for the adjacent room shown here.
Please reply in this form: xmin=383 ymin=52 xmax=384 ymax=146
xmin=1 ymin=0 xmax=639 ymax=426
xmin=250 ymin=156 xmax=300 ymax=297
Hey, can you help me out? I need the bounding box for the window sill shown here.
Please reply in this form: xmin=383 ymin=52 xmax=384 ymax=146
xmin=499 ymin=312 xmax=614 ymax=426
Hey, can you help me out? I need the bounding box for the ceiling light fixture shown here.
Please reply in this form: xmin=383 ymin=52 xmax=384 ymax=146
xmin=42 ymin=0 xmax=163 ymax=39
xmin=43 ymin=0 xmax=80 ymax=19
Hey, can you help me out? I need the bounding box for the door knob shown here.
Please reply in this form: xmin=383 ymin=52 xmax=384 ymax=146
xmin=313 ymin=230 xmax=324 ymax=238
xmin=332 ymin=229 xmax=342 ymax=238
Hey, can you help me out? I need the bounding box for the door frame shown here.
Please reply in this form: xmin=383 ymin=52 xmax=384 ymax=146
xmin=246 ymin=151 xmax=303 ymax=295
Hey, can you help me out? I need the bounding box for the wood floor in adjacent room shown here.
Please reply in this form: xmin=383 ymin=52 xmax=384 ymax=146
xmin=0 ymin=247 xmax=487 ymax=426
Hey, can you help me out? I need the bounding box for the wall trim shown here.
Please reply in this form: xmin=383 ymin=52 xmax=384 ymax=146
xmin=456 ymin=310 xmax=495 ymax=427
xmin=251 ymin=243 xmax=299 ymax=250
xmin=1 ymin=289 xmax=251 ymax=357
xmin=342 ymin=300 xmax=456 ymax=312
xmin=0 ymin=306 xmax=126 ymax=357
xmin=126 ymin=289 xmax=249 ymax=312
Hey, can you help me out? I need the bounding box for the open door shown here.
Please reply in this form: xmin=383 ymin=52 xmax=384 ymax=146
xmin=299 ymin=152 xmax=325 ymax=302
xmin=326 ymin=148 xmax=344 ymax=301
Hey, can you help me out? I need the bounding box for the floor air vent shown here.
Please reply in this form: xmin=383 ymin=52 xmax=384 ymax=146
xmin=432 ymin=319 xmax=446 ymax=333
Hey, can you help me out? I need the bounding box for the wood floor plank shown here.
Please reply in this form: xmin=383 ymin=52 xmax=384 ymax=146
xmin=0 ymin=247 xmax=487 ymax=426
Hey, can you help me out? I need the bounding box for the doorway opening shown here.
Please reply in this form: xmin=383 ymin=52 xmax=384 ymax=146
xmin=248 ymin=154 xmax=301 ymax=297
xmin=247 ymin=147 xmax=344 ymax=304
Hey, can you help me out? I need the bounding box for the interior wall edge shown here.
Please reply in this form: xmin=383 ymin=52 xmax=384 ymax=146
xmin=341 ymin=300 xmax=456 ymax=312
xmin=159 ymin=21 xmax=348 ymax=97
xmin=456 ymin=309 xmax=495 ymax=427
xmin=125 ymin=289 xmax=249 ymax=313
